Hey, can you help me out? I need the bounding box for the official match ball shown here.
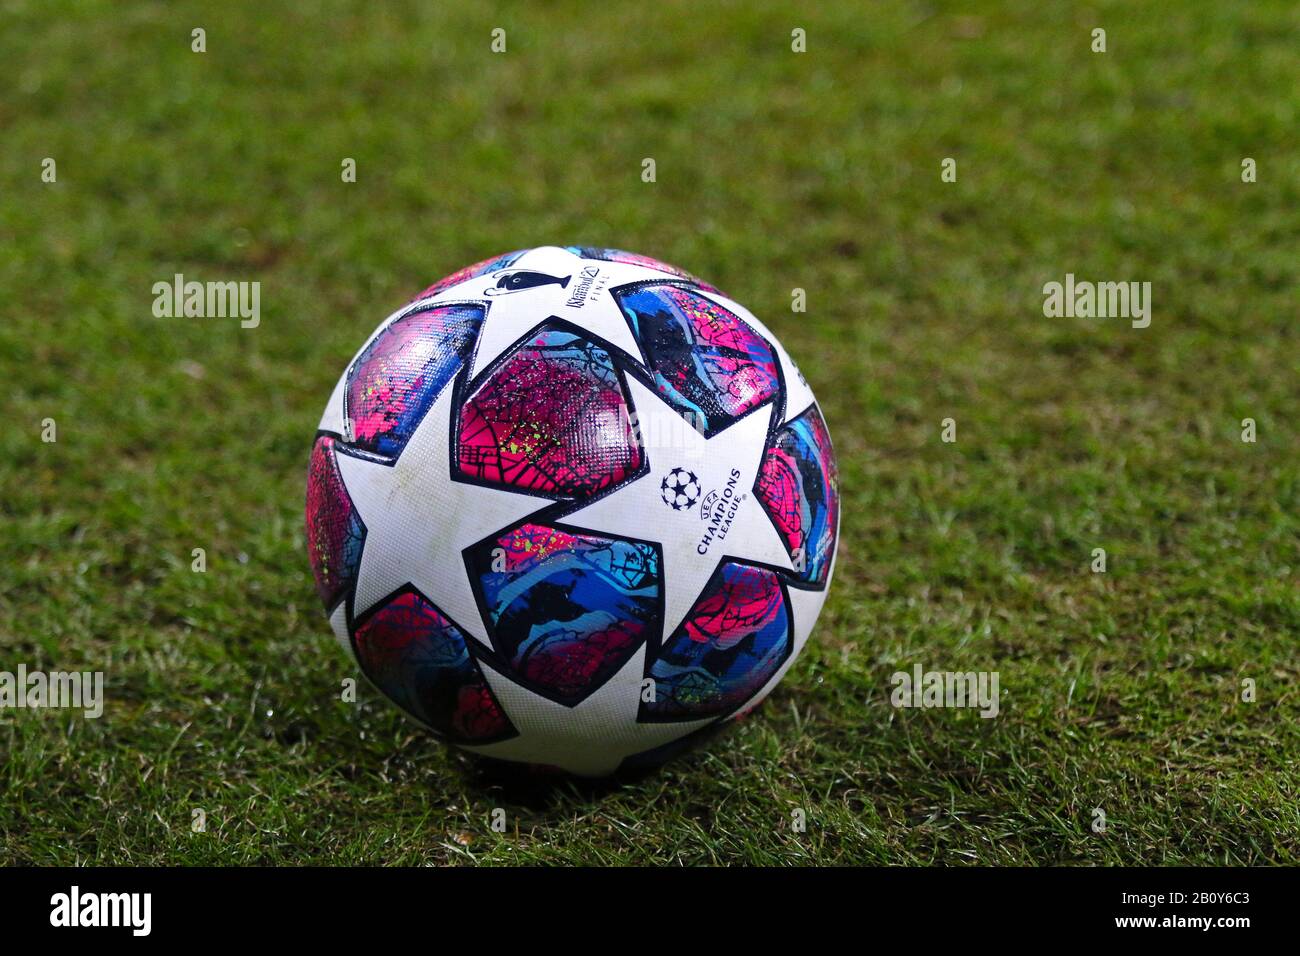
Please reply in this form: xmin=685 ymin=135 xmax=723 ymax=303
xmin=305 ymin=246 xmax=840 ymax=775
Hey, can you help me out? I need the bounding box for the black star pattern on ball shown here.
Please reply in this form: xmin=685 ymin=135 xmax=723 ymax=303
xmin=659 ymin=467 xmax=701 ymax=510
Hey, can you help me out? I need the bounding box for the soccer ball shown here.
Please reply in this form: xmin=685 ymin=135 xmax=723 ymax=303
xmin=305 ymin=246 xmax=839 ymax=775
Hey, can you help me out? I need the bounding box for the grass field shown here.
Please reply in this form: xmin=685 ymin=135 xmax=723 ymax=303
xmin=1 ymin=0 xmax=1296 ymax=865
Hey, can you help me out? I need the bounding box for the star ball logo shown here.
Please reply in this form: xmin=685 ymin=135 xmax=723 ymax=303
xmin=660 ymin=467 xmax=701 ymax=511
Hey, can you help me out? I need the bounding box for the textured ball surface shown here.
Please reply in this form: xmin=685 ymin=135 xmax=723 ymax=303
xmin=306 ymin=246 xmax=839 ymax=775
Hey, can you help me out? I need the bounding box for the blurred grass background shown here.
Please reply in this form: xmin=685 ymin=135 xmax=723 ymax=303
xmin=0 ymin=0 xmax=1296 ymax=864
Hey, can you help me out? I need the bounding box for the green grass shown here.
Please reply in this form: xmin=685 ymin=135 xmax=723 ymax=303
xmin=1 ymin=0 xmax=1297 ymax=865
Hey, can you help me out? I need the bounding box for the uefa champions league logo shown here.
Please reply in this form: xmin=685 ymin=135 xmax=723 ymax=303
xmin=696 ymin=468 xmax=747 ymax=555
xmin=658 ymin=464 xmax=751 ymax=559
xmin=659 ymin=467 xmax=701 ymax=510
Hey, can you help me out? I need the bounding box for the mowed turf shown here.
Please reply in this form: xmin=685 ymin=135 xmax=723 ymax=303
xmin=1 ymin=0 xmax=1296 ymax=865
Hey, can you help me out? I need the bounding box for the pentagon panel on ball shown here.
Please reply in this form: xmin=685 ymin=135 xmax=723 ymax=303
xmin=468 ymin=521 xmax=661 ymax=704
xmin=457 ymin=326 xmax=642 ymax=499
xmin=306 ymin=246 xmax=839 ymax=776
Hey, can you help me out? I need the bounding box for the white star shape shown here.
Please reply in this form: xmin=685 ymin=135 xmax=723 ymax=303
xmin=461 ymin=246 xmax=647 ymax=378
xmin=335 ymin=381 xmax=548 ymax=645
xmin=559 ymin=376 xmax=794 ymax=641
xmin=463 ymin=645 xmax=716 ymax=776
